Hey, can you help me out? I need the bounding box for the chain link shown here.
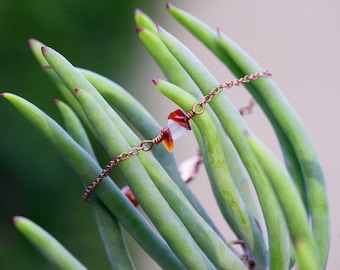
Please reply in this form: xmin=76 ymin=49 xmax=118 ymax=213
xmin=187 ymin=69 xmax=270 ymax=119
xmin=220 ymin=69 xmax=271 ymax=89
xmin=140 ymin=140 xmax=155 ymax=152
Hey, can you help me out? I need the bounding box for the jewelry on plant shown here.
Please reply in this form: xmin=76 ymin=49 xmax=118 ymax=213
xmin=120 ymin=97 xmax=259 ymax=207
xmin=82 ymin=69 xmax=271 ymax=202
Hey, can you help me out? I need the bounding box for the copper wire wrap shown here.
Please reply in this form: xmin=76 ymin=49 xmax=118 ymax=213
xmin=140 ymin=131 xmax=165 ymax=151
xmin=82 ymin=69 xmax=271 ymax=202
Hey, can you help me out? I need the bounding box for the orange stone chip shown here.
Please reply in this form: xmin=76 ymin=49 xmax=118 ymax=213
xmin=161 ymin=127 xmax=174 ymax=152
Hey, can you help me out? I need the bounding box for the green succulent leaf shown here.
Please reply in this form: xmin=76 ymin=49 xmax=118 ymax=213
xmin=54 ymin=99 xmax=135 ymax=270
xmin=13 ymin=216 xmax=87 ymax=270
xmin=29 ymin=39 xmax=89 ymax=126
xmin=54 ymin=99 xmax=95 ymax=157
xmin=247 ymin=133 xmax=320 ymax=269
xmin=134 ymin=9 xmax=158 ymax=34
xmin=136 ymin=24 xmax=200 ymax=98
xmin=90 ymin=198 xmax=135 ymax=270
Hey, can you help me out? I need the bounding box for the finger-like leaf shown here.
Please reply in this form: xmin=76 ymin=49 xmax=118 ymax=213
xmin=54 ymin=99 xmax=135 ymax=270
xmin=136 ymin=26 xmax=200 ymax=98
xmin=247 ymin=133 xmax=320 ymax=270
xmin=218 ymin=33 xmax=329 ymax=266
xmin=29 ymin=39 xmax=89 ymax=126
xmin=134 ymin=9 xmax=158 ymax=34
xmin=90 ymin=198 xmax=135 ymax=270
xmin=54 ymin=99 xmax=95 ymax=157
xmin=14 ymin=216 xmax=87 ymax=270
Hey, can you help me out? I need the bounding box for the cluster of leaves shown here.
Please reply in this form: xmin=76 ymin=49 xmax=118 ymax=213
xmin=2 ymin=4 xmax=329 ymax=270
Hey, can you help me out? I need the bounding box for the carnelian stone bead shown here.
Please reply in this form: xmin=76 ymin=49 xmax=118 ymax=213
xmin=168 ymin=109 xmax=191 ymax=130
xmin=161 ymin=127 xmax=174 ymax=152
xmin=167 ymin=109 xmax=191 ymax=141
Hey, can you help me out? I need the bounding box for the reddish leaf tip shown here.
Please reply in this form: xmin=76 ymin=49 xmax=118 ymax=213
xmin=134 ymin=8 xmax=142 ymax=15
xmin=152 ymin=79 xmax=159 ymax=86
xmin=243 ymin=130 xmax=250 ymax=137
xmin=41 ymin=46 xmax=48 ymax=55
xmin=13 ymin=216 xmax=20 ymax=224
xmin=166 ymin=3 xmax=173 ymax=10
xmin=43 ymin=65 xmax=51 ymax=69
xmin=216 ymin=27 xmax=222 ymax=37
xmin=28 ymin=38 xmax=37 ymax=49
xmin=135 ymin=26 xmax=144 ymax=34
xmin=74 ymin=88 xmax=80 ymax=93
xmin=52 ymin=98 xmax=60 ymax=104
xmin=121 ymin=186 xmax=139 ymax=207
xmin=0 ymin=93 xmax=5 ymax=97
xmin=156 ymin=24 xmax=162 ymax=32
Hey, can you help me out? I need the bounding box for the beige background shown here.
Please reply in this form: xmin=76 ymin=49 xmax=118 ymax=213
xmin=127 ymin=0 xmax=339 ymax=268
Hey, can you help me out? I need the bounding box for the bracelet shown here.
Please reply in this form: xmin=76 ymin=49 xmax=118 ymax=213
xmin=83 ymin=69 xmax=271 ymax=202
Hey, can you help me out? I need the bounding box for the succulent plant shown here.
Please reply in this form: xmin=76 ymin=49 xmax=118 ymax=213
xmin=2 ymin=4 xmax=329 ymax=270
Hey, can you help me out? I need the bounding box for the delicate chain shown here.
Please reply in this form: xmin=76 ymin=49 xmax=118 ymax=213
xmin=83 ymin=133 xmax=167 ymax=202
xmin=83 ymin=146 xmax=143 ymax=202
xmin=82 ymin=69 xmax=271 ymax=202
xmin=185 ymin=69 xmax=270 ymax=120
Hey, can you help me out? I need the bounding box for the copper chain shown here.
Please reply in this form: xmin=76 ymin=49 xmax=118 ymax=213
xmin=82 ymin=69 xmax=271 ymax=202
xmin=186 ymin=69 xmax=270 ymax=120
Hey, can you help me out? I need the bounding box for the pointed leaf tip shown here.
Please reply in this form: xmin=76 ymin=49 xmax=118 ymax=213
xmin=121 ymin=186 xmax=139 ymax=207
xmin=156 ymin=24 xmax=162 ymax=32
xmin=0 ymin=93 xmax=5 ymax=97
xmin=166 ymin=3 xmax=173 ymax=10
xmin=41 ymin=46 xmax=48 ymax=55
xmin=28 ymin=39 xmax=37 ymax=49
xmin=52 ymin=98 xmax=60 ymax=104
xmin=74 ymin=88 xmax=80 ymax=94
xmin=152 ymin=79 xmax=159 ymax=86
xmin=134 ymin=8 xmax=142 ymax=15
xmin=135 ymin=26 xmax=144 ymax=34
xmin=13 ymin=216 xmax=21 ymax=224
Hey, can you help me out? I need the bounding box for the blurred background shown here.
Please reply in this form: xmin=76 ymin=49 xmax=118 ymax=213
xmin=0 ymin=0 xmax=339 ymax=269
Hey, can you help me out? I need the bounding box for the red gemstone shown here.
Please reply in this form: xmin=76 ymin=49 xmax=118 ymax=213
xmin=161 ymin=127 xmax=174 ymax=152
xmin=167 ymin=109 xmax=191 ymax=130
